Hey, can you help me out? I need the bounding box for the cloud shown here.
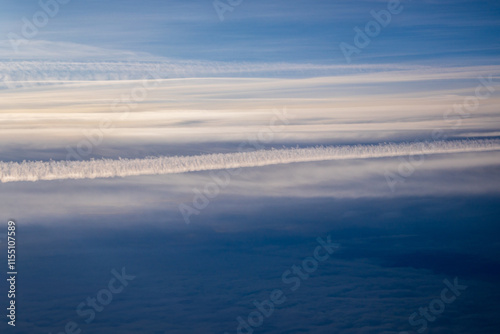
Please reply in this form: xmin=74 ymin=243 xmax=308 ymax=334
xmin=1 ymin=51 xmax=500 ymax=85
xmin=1 ymin=139 xmax=499 ymax=183
xmin=0 ymin=55 xmax=427 ymax=88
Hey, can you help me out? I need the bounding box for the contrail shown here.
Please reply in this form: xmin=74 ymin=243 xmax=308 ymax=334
xmin=1 ymin=139 xmax=499 ymax=183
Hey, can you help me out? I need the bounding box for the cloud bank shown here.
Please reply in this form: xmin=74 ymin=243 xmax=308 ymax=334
xmin=1 ymin=139 xmax=499 ymax=183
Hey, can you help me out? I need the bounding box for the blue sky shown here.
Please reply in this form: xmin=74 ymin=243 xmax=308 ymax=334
xmin=2 ymin=0 xmax=500 ymax=63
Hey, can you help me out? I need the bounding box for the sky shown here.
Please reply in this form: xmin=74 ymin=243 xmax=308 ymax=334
xmin=1 ymin=0 xmax=500 ymax=333
xmin=1 ymin=0 xmax=500 ymax=63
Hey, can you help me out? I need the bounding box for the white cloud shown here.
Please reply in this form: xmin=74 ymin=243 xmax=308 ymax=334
xmin=1 ymin=139 xmax=499 ymax=183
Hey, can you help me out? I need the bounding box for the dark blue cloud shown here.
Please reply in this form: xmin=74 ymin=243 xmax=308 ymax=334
xmin=1 ymin=195 xmax=500 ymax=333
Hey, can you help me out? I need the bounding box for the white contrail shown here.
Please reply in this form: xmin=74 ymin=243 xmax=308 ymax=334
xmin=1 ymin=139 xmax=499 ymax=183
